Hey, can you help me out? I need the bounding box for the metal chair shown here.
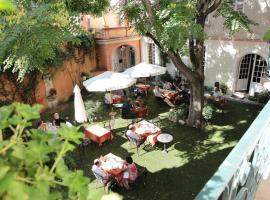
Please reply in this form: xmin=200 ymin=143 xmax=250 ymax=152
xmin=125 ymin=133 xmax=145 ymax=155
xmin=92 ymin=170 xmax=109 ymax=190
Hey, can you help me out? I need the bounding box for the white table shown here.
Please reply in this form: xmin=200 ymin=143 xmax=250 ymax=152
xmin=157 ymin=133 xmax=173 ymax=153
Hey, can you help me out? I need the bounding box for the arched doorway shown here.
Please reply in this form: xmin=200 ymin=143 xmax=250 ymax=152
xmin=236 ymin=54 xmax=267 ymax=93
xmin=112 ymin=45 xmax=136 ymax=72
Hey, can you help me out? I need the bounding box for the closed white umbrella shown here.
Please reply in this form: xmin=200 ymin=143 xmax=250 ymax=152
xmin=122 ymin=62 xmax=166 ymax=78
xmin=83 ymin=71 xmax=136 ymax=92
xmin=73 ymin=85 xmax=87 ymax=123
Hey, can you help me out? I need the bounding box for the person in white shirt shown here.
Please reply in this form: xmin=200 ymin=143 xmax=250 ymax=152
xmin=91 ymin=159 xmax=109 ymax=182
xmin=104 ymin=92 xmax=113 ymax=104
xmin=126 ymin=126 xmax=140 ymax=141
xmin=153 ymin=86 xmax=163 ymax=98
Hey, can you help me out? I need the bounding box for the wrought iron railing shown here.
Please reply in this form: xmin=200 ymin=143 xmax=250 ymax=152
xmin=195 ymin=101 xmax=270 ymax=200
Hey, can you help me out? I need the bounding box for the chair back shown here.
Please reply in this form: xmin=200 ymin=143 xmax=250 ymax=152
xmin=92 ymin=169 xmax=105 ymax=183
xmin=126 ymin=133 xmax=139 ymax=146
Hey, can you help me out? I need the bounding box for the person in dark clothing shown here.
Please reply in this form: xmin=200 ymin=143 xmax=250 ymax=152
xmin=122 ymin=99 xmax=135 ymax=119
xmin=175 ymin=85 xmax=190 ymax=105
xmin=52 ymin=113 xmax=66 ymax=127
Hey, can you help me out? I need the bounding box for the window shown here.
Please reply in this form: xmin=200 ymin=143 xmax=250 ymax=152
xmin=239 ymin=54 xmax=267 ymax=83
xmin=239 ymin=54 xmax=253 ymax=79
xmin=234 ymin=0 xmax=244 ymax=12
xmin=252 ymin=55 xmax=267 ymax=83
xmin=148 ymin=43 xmax=156 ymax=64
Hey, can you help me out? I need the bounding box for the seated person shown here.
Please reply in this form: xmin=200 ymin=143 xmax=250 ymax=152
xmin=134 ymin=96 xmax=144 ymax=107
xmin=122 ymin=99 xmax=134 ymax=119
xmin=212 ymin=86 xmax=222 ymax=100
xmin=92 ymin=159 xmax=109 ymax=183
xmin=153 ymin=86 xmax=163 ymax=98
xmin=53 ymin=113 xmax=66 ymax=127
xmin=126 ymin=125 xmax=141 ymax=141
xmin=164 ymin=97 xmax=176 ymax=107
xmin=175 ymin=85 xmax=190 ymax=104
xmin=104 ymin=92 xmax=113 ymax=104
xmin=163 ymin=81 xmax=173 ymax=90
xmin=122 ymin=156 xmax=138 ymax=189
xmin=172 ymin=76 xmax=182 ymax=90
xmin=37 ymin=120 xmax=48 ymax=131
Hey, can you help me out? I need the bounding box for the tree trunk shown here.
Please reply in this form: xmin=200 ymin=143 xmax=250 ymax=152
xmin=167 ymin=51 xmax=204 ymax=128
xmin=186 ymin=79 xmax=204 ymax=128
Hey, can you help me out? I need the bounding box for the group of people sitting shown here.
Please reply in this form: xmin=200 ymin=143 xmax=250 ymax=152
xmin=153 ymin=76 xmax=190 ymax=107
xmin=122 ymin=97 xmax=149 ymax=119
xmin=91 ymin=155 xmax=138 ymax=190
xmin=37 ymin=112 xmax=72 ymax=131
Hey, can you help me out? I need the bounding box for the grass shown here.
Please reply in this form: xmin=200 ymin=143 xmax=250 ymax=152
xmin=43 ymin=93 xmax=261 ymax=200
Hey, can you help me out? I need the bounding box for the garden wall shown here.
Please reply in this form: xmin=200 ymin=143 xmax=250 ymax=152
xmin=0 ymin=50 xmax=97 ymax=112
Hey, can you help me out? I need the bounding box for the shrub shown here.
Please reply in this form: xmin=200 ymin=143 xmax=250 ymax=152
xmin=220 ymin=83 xmax=228 ymax=94
xmin=257 ymin=90 xmax=270 ymax=104
xmin=167 ymin=104 xmax=189 ymax=123
xmin=160 ymin=72 xmax=174 ymax=83
xmin=202 ymin=104 xmax=215 ymax=122
xmin=85 ymin=99 xmax=105 ymax=122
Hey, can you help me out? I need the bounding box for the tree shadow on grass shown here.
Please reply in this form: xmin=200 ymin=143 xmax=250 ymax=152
xmin=120 ymin=147 xmax=232 ymax=200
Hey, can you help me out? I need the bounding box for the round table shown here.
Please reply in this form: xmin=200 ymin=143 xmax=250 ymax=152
xmin=157 ymin=133 xmax=173 ymax=153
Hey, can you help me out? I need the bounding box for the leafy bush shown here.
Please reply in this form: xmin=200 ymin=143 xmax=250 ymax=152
xmin=202 ymin=104 xmax=215 ymax=121
xmin=0 ymin=103 xmax=89 ymax=199
xmin=248 ymin=90 xmax=270 ymax=104
xmin=220 ymin=83 xmax=228 ymax=94
xmin=168 ymin=104 xmax=189 ymax=123
xmin=85 ymin=99 xmax=105 ymax=122
xmin=160 ymin=72 xmax=174 ymax=83
xmin=256 ymin=90 xmax=270 ymax=104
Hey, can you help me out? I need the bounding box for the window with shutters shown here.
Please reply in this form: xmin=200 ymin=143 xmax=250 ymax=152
xmin=148 ymin=43 xmax=156 ymax=64
xmin=234 ymin=0 xmax=244 ymax=12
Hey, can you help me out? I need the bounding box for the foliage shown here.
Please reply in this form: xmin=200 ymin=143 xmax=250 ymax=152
xmin=0 ymin=0 xmax=108 ymax=81
xmin=160 ymin=72 xmax=173 ymax=83
xmin=220 ymin=83 xmax=228 ymax=94
xmin=65 ymin=0 xmax=109 ymax=15
xmin=202 ymin=104 xmax=215 ymax=121
xmin=120 ymin=0 xmax=254 ymax=126
xmin=0 ymin=0 xmax=14 ymax=10
xmin=214 ymin=0 xmax=256 ymax=34
xmin=0 ymin=103 xmax=90 ymax=199
xmin=85 ymin=99 xmax=104 ymax=122
xmin=263 ymin=30 xmax=270 ymax=41
xmin=168 ymin=104 xmax=189 ymax=123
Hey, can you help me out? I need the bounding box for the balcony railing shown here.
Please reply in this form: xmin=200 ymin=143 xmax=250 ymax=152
xmin=195 ymin=100 xmax=270 ymax=200
xmin=94 ymin=26 xmax=137 ymax=40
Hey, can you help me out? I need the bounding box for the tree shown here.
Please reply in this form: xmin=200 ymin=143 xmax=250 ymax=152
xmin=0 ymin=0 xmax=109 ymax=80
xmin=121 ymin=0 xmax=254 ymax=127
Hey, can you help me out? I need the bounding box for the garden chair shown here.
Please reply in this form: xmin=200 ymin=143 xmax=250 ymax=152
xmin=125 ymin=133 xmax=145 ymax=155
xmin=129 ymin=167 xmax=148 ymax=189
xmin=92 ymin=170 xmax=110 ymax=191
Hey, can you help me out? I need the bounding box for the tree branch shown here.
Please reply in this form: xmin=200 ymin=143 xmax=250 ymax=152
xmin=141 ymin=0 xmax=155 ymax=23
xmin=205 ymin=0 xmax=223 ymax=15
xmin=145 ymin=32 xmax=164 ymax=51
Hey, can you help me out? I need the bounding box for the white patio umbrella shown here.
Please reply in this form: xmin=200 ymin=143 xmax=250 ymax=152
xmin=122 ymin=62 xmax=166 ymax=78
xmin=73 ymin=84 xmax=87 ymax=123
xmin=83 ymin=71 xmax=136 ymax=92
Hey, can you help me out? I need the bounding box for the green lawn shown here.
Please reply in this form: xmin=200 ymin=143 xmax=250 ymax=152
xmin=43 ymin=93 xmax=261 ymax=200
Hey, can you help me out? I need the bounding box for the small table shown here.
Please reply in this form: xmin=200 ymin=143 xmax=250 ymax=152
xmin=84 ymin=125 xmax=112 ymax=146
xmin=157 ymin=133 xmax=173 ymax=153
